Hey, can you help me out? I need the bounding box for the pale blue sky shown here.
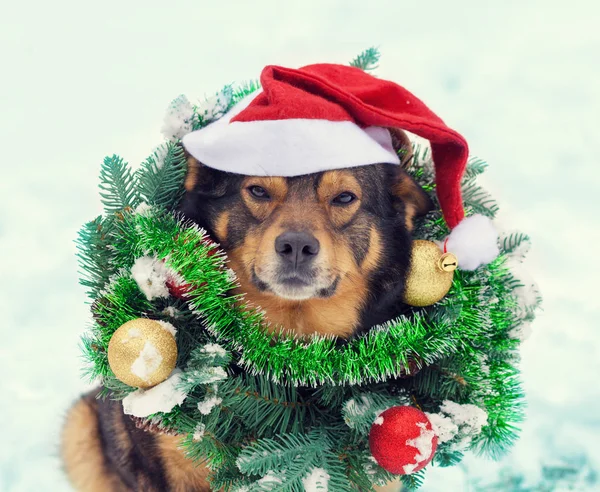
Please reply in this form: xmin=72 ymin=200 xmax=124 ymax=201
xmin=1 ymin=1 xmax=599 ymax=490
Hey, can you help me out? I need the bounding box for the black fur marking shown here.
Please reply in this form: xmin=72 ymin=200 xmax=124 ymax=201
xmin=95 ymin=396 xmax=169 ymax=491
xmin=251 ymin=268 xmax=270 ymax=292
xmin=123 ymin=410 xmax=170 ymax=491
xmin=317 ymin=276 xmax=340 ymax=298
xmin=96 ymin=395 xmax=138 ymax=489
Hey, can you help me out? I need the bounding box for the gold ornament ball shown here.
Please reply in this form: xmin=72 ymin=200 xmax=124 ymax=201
xmin=403 ymin=240 xmax=458 ymax=307
xmin=107 ymin=318 xmax=178 ymax=388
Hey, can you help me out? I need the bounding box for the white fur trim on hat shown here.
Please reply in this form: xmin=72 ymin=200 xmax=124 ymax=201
xmin=181 ymin=92 xmax=400 ymax=177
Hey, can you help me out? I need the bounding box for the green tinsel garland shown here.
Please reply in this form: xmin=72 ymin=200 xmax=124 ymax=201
xmin=94 ymin=208 xmax=518 ymax=388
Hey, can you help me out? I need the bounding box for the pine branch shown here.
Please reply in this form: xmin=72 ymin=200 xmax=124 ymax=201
xmin=463 ymin=157 xmax=488 ymax=180
xmin=320 ymin=452 xmax=355 ymax=492
xmin=433 ymin=448 xmax=465 ymax=468
xmin=80 ymin=333 xmax=109 ymax=381
xmin=342 ymin=392 xmax=410 ymax=436
xmin=75 ymin=216 xmax=115 ymax=297
xmin=236 ymin=430 xmax=325 ymax=476
xmin=500 ymin=232 xmax=531 ymax=255
xmin=461 ymin=180 xmax=499 ymax=218
xmin=231 ymin=80 xmax=261 ymax=105
xmin=345 ymin=451 xmax=397 ymax=491
xmin=350 ymin=47 xmax=381 ymax=71
xmin=209 ymin=463 xmax=255 ymax=491
xmin=91 ymin=273 xmax=154 ymax=345
xmin=98 ymin=155 xmax=139 ymax=214
xmin=219 ymin=375 xmax=314 ymax=437
xmin=136 ymin=142 xmax=186 ymax=210
xmin=400 ymin=469 xmax=425 ymax=490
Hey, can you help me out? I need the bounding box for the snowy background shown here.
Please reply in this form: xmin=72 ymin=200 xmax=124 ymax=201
xmin=1 ymin=1 xmax=599 ymax=490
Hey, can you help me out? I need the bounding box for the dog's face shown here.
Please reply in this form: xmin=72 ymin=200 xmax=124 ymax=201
xmin=180 ymin=146 xmax=431 ymax=337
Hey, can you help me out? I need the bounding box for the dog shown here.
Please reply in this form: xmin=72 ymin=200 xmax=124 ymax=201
xmin=61 ymin=131 xmax=432 ymax=491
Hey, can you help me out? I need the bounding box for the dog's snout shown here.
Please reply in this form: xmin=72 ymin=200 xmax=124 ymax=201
xmin=275 ymin=231 xmax=320 ymax=267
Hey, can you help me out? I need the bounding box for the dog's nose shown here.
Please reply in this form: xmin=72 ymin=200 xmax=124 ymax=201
xmin=275 ymin=231 xmax=320 ymax=267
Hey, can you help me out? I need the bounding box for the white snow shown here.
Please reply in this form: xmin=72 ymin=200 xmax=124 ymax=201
xmin=150 ymin=144 xmax=170 ymax=170
xmin=122 ymin=371 xmax=188 ymax=417
xmin=235 ymin=454 xmax=251 ymax=471
xmin=130 ymin=255 xmax=170 ymax=300
xmin=445 ymin=214 xmax=500 ymax=271
xmin=196 ymin=367 xmax=228 ymax=384
xmin=501 ymin=233 xmax=532 ymax=262
xmin=201 ymin=343 xmax=227 ymax=357
xmin=195 ymin=88 xmax=233 ymax=122
xmin=426 ymin=412 xmax=459 ymax=444
xmin=134 ymin=202 xmax=153 ymax=215
xmin=506 ymin=257 xmax=542 ymax=315
xmin=192 ymin=423 xmax=205 ymax=442
xmin=405 ymin=422 xmax=436 ymax=468
xmin=161 ymin=94 xmax=195 ymax=141
xmin=344 ymin=395 xmax=373 ymax=416
xmin=130 ymin=341 xmax=163 ymax=383
xmin=302 ymin=467 xmax=330 ymax=491
xmin=428 ymin=400 xmax=489 ymax=450
xmin=162 ymin=306 xmax=178 ymax=318
xmin=403 ymin=463 xmax=417 ymax=474
xmin=440 ymin=401 xmax=488 ymax=430
xmin=257 ymin=470 xmax=283 ymax=490
xmin=509 ymin=321 xmax=533 ymax=341
xmin=197 ymin=395 xmax=223 ymax=415
xmin=374 ymin=416 xmax=384 ymax=425
xmin=156 ymin=320 xmax=177 ymax=337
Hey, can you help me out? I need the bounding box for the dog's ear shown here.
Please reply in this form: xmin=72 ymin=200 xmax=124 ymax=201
xmin=184 ymin=154 xmax=229 ymax=197
xmin=184 ymin=154 xmax=204 ymax=191
xmin=391 ymin=168 xmax=433 ymax=231
xmin=389 ymin=128 xmax=413 ymax=168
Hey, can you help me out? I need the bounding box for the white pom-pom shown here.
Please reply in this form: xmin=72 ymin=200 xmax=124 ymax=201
xmin=445 ymin=214 xmax=499 ymax=271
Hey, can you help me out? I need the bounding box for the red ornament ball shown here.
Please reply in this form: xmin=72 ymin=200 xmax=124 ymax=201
xmin=369 ymin=406 xmax=438 ymax=475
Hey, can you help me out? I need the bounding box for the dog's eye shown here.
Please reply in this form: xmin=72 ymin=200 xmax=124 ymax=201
xmin=248 ymin=185 xmax=270 ymax=200
xmin=332 ymin=191 xmax=357 ymax=205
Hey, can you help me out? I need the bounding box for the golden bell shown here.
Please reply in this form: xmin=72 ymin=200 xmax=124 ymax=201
xmin=403 ymin=240 xmax=458 ymax=307
xmin=107 ymin=318 xmax=178 ymax=388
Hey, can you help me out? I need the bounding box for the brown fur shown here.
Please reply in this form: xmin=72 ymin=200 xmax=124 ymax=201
xmin=156 ymin=434 xmax=213 ymax=492
xmin=184 ymin=156 xmax=200 ymax=192
xmin=62 ymin=394 xmax=130 ymax=492
xmin=62 ymin=391 xmax=212 ymax=491
xmin=218 ymin=169 xmax=388 ymax=337
xmin=392 ymin=172 xmax=431 ymax=231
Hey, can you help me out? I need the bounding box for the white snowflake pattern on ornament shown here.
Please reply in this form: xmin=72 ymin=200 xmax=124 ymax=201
xmin=404 ymin=422 xmax=436 ymax=474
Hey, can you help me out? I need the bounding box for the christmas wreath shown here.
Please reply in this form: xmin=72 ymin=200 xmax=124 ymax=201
xmin=77 ymin=50 xmax=541 ymax=491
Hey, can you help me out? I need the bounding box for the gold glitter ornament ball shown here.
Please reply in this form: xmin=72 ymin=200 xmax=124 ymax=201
xmin=403 ymin=240 xmax=458 ymax=307
xmin=107 ymin=318 xmax=177 ymax=389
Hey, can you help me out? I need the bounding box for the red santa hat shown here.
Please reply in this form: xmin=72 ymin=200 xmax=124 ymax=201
xmin=182 ymin=63 xmax=498 ymax=269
